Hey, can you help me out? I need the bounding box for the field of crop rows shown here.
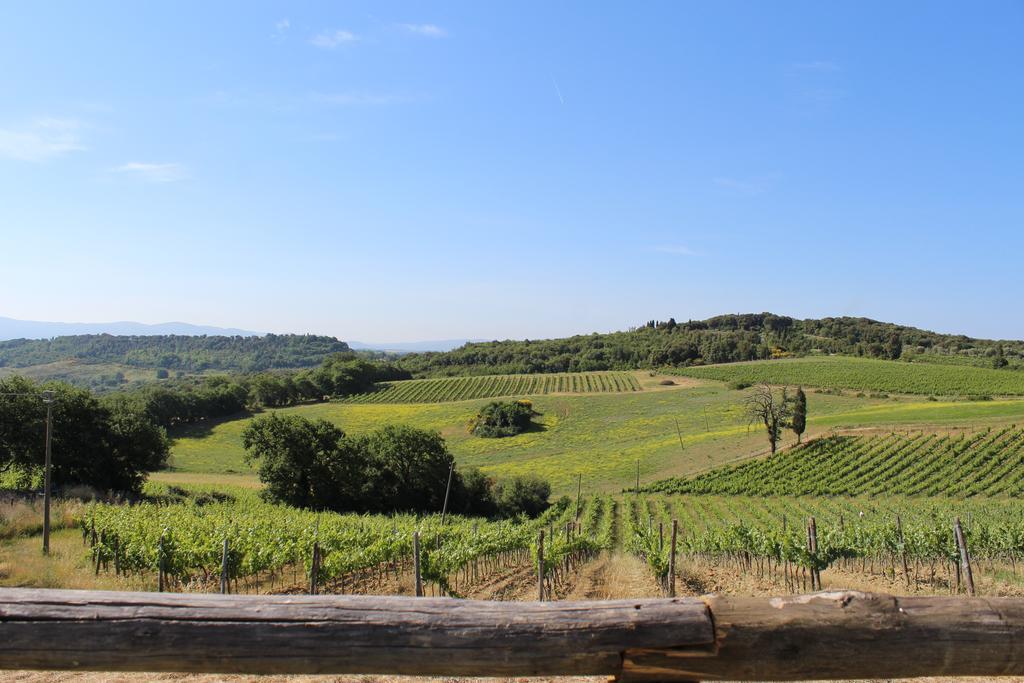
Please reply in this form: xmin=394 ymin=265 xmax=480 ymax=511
xmin=673 ymin=356 xmax=1024 ymax=396
xmin=645 ymin=427 xmax=1024 ymax=497
xmin=628 ymin=493 xmax=1024 ymax=594
xmin=338 ymin=371 xmax=642 ymax=404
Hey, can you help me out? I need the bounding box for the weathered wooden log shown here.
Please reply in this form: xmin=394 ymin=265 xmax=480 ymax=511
xmin=0 ymin=588 xmax=713 ymax=676
xmin=621 ymin=591 xmax=1024 ymax=681
xmin=4 ymin=589 xmax=1024 ymax=679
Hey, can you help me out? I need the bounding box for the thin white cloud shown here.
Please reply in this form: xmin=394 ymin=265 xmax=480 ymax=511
xmin=0 ymin=118 xmax=85 ymax=162
xmin=793 ymin=60 xmax=840 ymax=72
xmin=311 ymin=92 xmax=416 ymax=106
xmin=310 ymin=29 xmax=358 ymax=48
xmin=275 ymin=18 xmax=290 ymax=32
xmin=115 ymin=162 xmax=188 ymax=183
xmin=401 ymin=23 xmax=447 ymax=38
xmin=653 ymin=245 xmax=701 ymax=256
xmin=713 ymin=176 xmax=770 ymax=195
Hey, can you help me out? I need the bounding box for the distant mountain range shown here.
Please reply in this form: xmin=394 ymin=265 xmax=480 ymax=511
xmin=0 ymin=316 xmax=480 ymax=353
xmin=349 ymin=339 xmax=485 ymax=353
xmin=0 ymin=316 xmax=259 ymax=340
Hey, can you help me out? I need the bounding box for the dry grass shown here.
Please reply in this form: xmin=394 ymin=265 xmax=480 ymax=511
xmin=0 ymin=529 xmax=149 ymax=590
xmin=0 ymin=498 xmax=81 ymax=541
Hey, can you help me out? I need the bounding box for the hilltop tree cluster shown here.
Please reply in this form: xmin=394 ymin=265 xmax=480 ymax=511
xmin=396 ymin=313 xmax=1024 ymax=377
xmin=242 ymin=414 xmax=551 ymax=518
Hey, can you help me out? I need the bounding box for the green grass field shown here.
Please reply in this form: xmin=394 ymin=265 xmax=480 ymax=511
xmin=167 ymin=374 xmax=1024 ymax=495
xmin=673 ymin=356 xmax=1024 ymax=397
xmin=339 ymin=371 xmax=641 ymax=404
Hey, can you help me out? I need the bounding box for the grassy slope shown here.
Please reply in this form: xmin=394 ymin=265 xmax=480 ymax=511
xmin=673 ymin=356 xmax=1024 ymax=396
xmin=165 ymin=377 xmax=1024 ymax=495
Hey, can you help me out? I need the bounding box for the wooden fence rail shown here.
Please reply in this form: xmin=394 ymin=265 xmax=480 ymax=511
xmin=2 ymin=588 xmax=1024 ymax=680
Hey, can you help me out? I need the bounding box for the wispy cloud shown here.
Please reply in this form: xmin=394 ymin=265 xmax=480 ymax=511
xmin=401 ymin=23 xmax=447 ymax=38
xmin=792 ymin=60 xmax=840 ymax=72
xmin=310 ymin=29 xmax=358 ymax=48
xmin=653 ymin=245 xmax=701 ymax=256
xmin=114 ymin=162 xmax=188 ymax=183
xmin=713 ymin=176 xmax=773 ymax=195
xmin=551 ymin=76 xmax=565 ymax=105
xmin=311 ymin=92 xmax=417 ymax=106
xmin=0 ymin=118 xmax=86 ymax=162
xmin=275 ymin=18 xmax=290 ymax=32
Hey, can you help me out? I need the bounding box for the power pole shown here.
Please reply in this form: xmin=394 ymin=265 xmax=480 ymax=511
xmin=575 ymin=473 xmax=582 ymax=521
xmin=41 ymin=391 xmax=55 ymax=556
xmin=635 ymin=460 xmax=640 ymax=491
xmin=440 ymin=461 xmax=455 ymax=526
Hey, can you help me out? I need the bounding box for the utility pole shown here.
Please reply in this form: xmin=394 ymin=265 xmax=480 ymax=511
xmin=41 ymin=391 xmax=55 ymax=556
xmin=635 ymin=460 xmax=640 ymax=491
xmin=440 ymin=461 xmax=455 ymax=526
xmin=575 ymin=473 xmax=582 ymax=521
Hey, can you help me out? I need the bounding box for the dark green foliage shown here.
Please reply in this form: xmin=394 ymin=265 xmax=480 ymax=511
xmin=789 ymin=386 xmax=807 ymax=443
xmin=0 ymin=333 xmax=350 ymax=373
xmin=493 ymin=475 xmax=552 ymax=518
xmin=469 ymin=400 xmax=535 ymax=438
xmin=395 ymin=313 xmax=1024 ymax=377
xmin=242 ymin=414 xmax=359 ymax=510
xmin=0 ymin=376 xmax=169 ymax=494
xmin=241 ymin=415 xmax=549 ymax=517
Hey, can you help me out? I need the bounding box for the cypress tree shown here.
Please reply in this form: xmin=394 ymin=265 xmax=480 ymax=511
xmin=791 ymin=386 xmax=807 ymax=444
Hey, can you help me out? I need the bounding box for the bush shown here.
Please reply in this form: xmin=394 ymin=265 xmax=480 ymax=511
xmin=469 ymin=400 xmax=536 ymax=438
xmin=728 ymin=380 xmax=752 ymax=390
xmin=659 ymin=379 xmax=676 ymax=386
xmin=494 ymin=474 xmax=551 ymax=518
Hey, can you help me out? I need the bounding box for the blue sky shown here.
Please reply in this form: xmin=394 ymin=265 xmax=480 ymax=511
xmin=1 ymin=1 xmax=1022 ymax=342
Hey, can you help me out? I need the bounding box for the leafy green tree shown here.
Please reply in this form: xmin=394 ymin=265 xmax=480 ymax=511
xmin=994 ymin=344 xmax=1009 ymax=369
xmin=357 ymin=424 xmax=454 ymax=513
xmin=887 ymin=333 xmax=903 ymax=360
xmin=493 ymin=474 xmax=552 ymax=517
xmin=469 ymin=400 xmax=535 ymax=437
xmin=0 ymin=376 xmax=169 ymax=494
xmin=241 ymin=413 xmax=357 ymax=509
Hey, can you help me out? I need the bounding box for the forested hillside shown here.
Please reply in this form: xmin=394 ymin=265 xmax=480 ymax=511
xmin=0 ymin=334 xmax=350 ymax=373
xmin=397 ymin=313 xmax=1024 ymax=377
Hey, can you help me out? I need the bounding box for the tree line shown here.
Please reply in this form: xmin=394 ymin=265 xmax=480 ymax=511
xmin=242 ymin=414 xmax=552 ymax=518
xmin=0 ymin=376 xmax=169 ymax=494
xmin=113 ymin=353 xmax=411 ymax=429
xmin=0 ymin=333 xmax=351 ymax=373
xmin=395 ymin=313 xmax=1024 ymax=377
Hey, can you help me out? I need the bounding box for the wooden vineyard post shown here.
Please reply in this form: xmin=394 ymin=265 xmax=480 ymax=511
xmin=220 ymin=538 xmax=230 ymax=595
xmin=158 ymin=532 xmax=166 ymax=593
xmin=954 ymin=518 xmax=976 ymax=596
xmin=309 ymin=542 xmax=320 ymax=596
xmin=668 ymin=519 xmax=678 ymax=598
xmin=807 ymin=517 xmax=820 ymax=591
xmin=413 ymin=532 xmax=423 ymax=597
xmin=575 ymin=474 xmax=582 ymax=521
xmin=897 ymin=514 xmax=910 ymax=589
xmin=636 ymin=460 xmax=640 ymax=492
xmin=537 ymin=530 xmax=545 ymax=602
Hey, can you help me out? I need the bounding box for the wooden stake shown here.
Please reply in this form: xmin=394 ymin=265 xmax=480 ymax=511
xmin=158 ymin=533 xmax=166 ymax=593
xmin=896 ymin=514 xmax=910 ymax=589
xmin=538 ymin=530 xmax=545 ymax=602
xmin=674 ymin=417 xmax=685 ymax=452
xmin=412 ymin=532 xmax=423 ymax=597
xmin=668 ymin=519 xmax=678 ymax=598
xmin=954 ymin=518 xmax=975 ymax=596
xmin=220 ymin=538 xmax=230 ymax=595
xmin=575 ymin=474 xmax=582 ymax=521
xmin=309 ymin=542 xmax=320 ymax=596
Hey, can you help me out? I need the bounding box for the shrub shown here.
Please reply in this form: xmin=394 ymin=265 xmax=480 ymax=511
xmin=728 ymin=380 xmax=752 ymax=390
xmin=494 ymin=474 xmax=551 ymax=517
xmin=469 ymin=400 xmax=536 ymax=438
